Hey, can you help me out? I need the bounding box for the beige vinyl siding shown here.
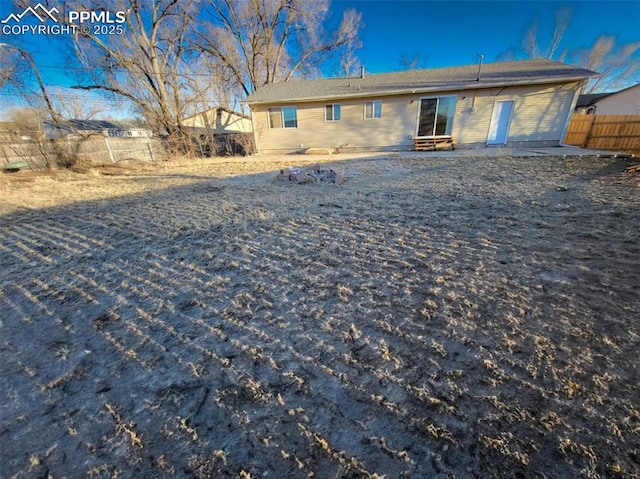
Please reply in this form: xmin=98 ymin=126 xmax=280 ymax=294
xmin=252 ymin=96 xmax=418 ymax=152
xmin=251 ymin=81 xmax=581 ymax=152
xmin=452 ymin=82 xmax=578 ymax=146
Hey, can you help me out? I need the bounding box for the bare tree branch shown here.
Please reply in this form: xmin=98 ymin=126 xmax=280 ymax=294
xmin=521 ymin=21 xmax=539 ymax=59
xmin=516 ymin=8 xmax=639 ymax=92
xmin=66 ymin=0 xmax=203 ymax=152
xmin=573 ymin=35 xmax=640 ymax=93
xmin=0 ymin=43 xmax=62 ymax=129
xmin=196 ymin=0 xmax=363 ymax=95
xmin=546 ymin=8 xmax=571 ymax=59
xmin=398 ymin=53 xmax=427 ymax=71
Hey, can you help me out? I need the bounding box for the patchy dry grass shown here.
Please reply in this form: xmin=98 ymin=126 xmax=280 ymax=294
xmin=1 ymin=153 xmax=639 ymax=478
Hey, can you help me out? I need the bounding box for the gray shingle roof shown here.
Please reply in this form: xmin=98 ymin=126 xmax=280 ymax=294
xmin=245 ymin=59 xmax=597 ymax=105
xmin=42 ymin=119 xmax=126 ymax=131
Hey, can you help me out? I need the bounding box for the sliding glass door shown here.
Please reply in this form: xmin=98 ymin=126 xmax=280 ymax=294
xmin=417 ymin=96 xmax=456 ymax=137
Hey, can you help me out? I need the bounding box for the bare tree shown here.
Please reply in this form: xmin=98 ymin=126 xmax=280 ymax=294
xmin=5 ymin=0 xmax=362 ymax=156
xmin=0 ymin=43 xmax=62 ymax=130
xmin=334 ymin=8 xmax=363 ymax=77
xmin=68 ymin=0 xmax=202 ymax=152
xmin=522 ymin=8 xmax=571 ymax=60
xmin=0 ymin=47 xmax=22 ymax=89
xmin=521 ymin=21 xmax=540 ymax=59
xmin=547 ymin=8 xmax=571 ymax=60
xmin=45 ymin=87 xmax=105 ymax=120
xmin=517 ymin=8 xmax=639 ymax=92
xmin=196 ymin=0 xmax=363 ymax=96
xmin=398 ymin=53 xmax=427 ymax=70
xmin=5 ymin=106 xmax=44 ymax=131
xmin=573 ymin=35 xmax=640 ymax=93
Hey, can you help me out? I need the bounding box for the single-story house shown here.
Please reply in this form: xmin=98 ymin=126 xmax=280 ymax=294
xmin=182 ymin=107 xmax=253 ymax=134
xmin=42 ymin=120 xmax=153 ymax=139
xmin=244 ymin=59 xmax=597 ymax=153
xmin=574 ymin=83 xmax=640 ymax=115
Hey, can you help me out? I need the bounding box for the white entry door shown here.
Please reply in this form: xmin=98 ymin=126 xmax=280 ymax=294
xmin=487 ymin=100 xmax=514 ymax=145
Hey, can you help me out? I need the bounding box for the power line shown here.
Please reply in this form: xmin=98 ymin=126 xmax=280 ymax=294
xmin=0 ymin=91 xmax=135 ymax=103
xmin=0 ymin=61 xmax=221 ymax=78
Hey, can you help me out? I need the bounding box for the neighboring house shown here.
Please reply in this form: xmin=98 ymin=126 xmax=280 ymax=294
xmin=42 ymin=119 xmax=153 ymax=139
xmin=575 ymin=84 xmax=640 ymax=115
xmin=244 ymin=59 xmax=597 ymax=153
xmin=182 ymin=107 xmax=252 ymax=134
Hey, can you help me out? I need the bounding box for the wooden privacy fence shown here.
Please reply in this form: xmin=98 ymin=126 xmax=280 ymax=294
xmin=563 ymin=114 xmax=640 ymax=156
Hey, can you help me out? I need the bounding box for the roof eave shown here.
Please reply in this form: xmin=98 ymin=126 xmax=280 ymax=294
xmin=244 ymin=74 xmax=594 ymax=106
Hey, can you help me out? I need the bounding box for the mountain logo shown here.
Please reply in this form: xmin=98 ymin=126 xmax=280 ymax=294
xmin=1 ymin=3 xmax=60 ymax=24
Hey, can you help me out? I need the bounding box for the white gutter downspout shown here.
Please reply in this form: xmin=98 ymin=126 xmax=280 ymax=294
xmin=559 ymin=80 xmax=587 ymax=147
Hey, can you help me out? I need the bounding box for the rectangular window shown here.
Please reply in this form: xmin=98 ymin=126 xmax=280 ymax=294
xmin=268 ymin=108 xmax=283 ymax=128
xmin=417 ymin=96 xmax=456 ymax=137
xmin=268 ymin=106 xmax=298 ymax=128
xmin=365 ymin=100 xmax=382 ymax=119
xmin=325 ymin=104 xmax=341 ymax=122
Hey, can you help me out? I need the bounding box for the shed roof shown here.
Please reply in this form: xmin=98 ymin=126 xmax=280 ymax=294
xmin=245 ymin=59 xmax=597 ymax=105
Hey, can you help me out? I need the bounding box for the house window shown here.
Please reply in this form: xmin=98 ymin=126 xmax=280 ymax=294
xmin=365 ymin=100 xmax=382 ymax=119
xmin=417 ymin=96 xmax=456 ymax=137
xmin=268 ymin=106 xmax=298 ymax=128
xmin=325 ymin=104 xmax=341 ymax=122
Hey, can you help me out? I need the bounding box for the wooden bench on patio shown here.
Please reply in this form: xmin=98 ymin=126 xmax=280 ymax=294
xmin=414 ymin=136 xmax=456 ymax=151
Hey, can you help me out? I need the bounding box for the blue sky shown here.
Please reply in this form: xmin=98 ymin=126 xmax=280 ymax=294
xmin=331 ymin=0 xmax=640 ymax=73
xmin=0 ymin=0 xmax=638 ymax=118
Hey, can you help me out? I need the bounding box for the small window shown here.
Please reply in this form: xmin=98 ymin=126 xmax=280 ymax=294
xmin=268 ymin=108 xmax=283 ymax=128
xmin=325 ymin=104 xmax=341 ymax=122
xmin=365 ymin=100 xmax=382 ymax=119
xmin=268 ymin=106 xmax=298 ymax=128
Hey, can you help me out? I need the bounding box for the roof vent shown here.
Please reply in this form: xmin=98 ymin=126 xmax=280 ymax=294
xmin=360 ymin=66 xmax=365 ymax=78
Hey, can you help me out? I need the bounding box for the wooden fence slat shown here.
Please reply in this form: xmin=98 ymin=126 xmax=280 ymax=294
xmin=563 ymin=114 xmax=640 ymax=155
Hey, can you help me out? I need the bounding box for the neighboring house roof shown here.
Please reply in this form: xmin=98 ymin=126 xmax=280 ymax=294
xmin=244 ymin=59 xmax=597 ymax=105
xmin=576 ymin=93 xmax=613 ymax=108
xmin=42 ymin=119 xmax=151 ymax=134
xmin=183 ymin=106 xmax=251 ymax=122
xmin=576 ymin=83 xmax=640 ymax=108
xmin=63 ymin=119 xmax=125 ymax=131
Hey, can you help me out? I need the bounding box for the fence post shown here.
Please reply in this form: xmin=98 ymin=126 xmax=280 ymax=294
xmin=583 ymin=115 xmax=595 ymax=149
xmin=104 ymin=136 xmax=116 ymax=163
xmin=147 ymin=138 xmax=156 ymax=162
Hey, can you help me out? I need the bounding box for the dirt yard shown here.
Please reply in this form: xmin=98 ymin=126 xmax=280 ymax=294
xmin=1 ymin=153 xmax=638 ymax=478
